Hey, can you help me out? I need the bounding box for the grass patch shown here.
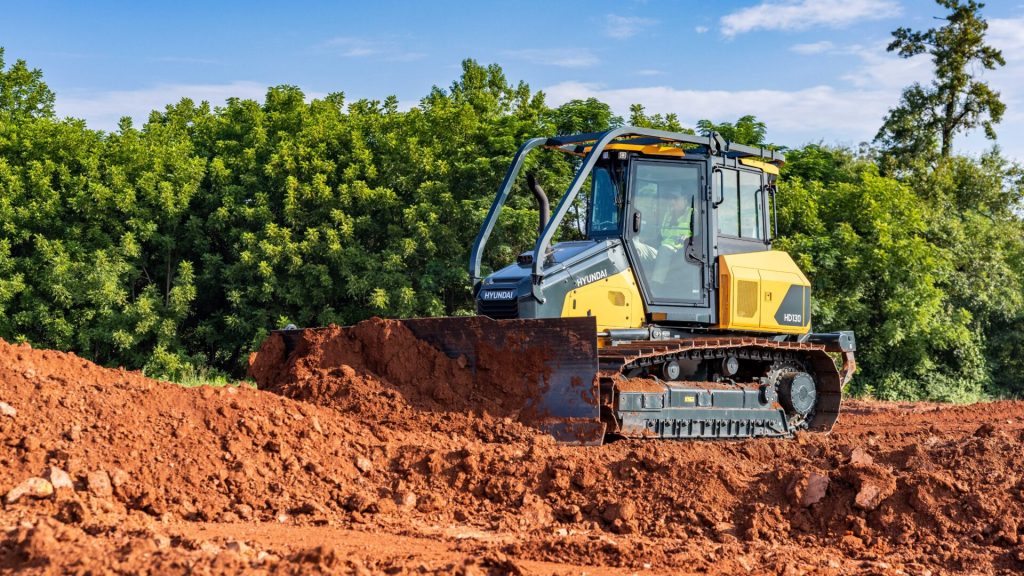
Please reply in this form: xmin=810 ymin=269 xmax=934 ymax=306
xmin=161 ymin=365 xmax=256 ymax=389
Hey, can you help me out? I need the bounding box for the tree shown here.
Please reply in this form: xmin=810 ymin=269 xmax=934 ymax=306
xmin=901 ymin=150 xmax=1024 ymax=398
xmin=547 ymin=98 xmax=621 ymax=135
xmin=627 ymin=104 xmax=688 ymax=132
xmin=0 ymin=47 xmax=55 ymax=120
xmin=876 ymin=0 xmax=1005 ymax=164
xmin=777 ymin=159 xmax=988 ymax=401
xmin=0 ymin=61 xmax=203 ymax=377
xmin=4 ymin=44 xmax=1024 ymax=398
xmin=696 ymin=115 xmax=767 ymax=146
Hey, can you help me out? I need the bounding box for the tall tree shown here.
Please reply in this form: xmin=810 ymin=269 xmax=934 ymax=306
xmin=876 ymin=0 xmax=1005 ymax=163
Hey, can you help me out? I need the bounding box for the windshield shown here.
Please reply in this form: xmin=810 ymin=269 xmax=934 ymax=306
xmin=588 ymin=166 xmax=623 ymax=236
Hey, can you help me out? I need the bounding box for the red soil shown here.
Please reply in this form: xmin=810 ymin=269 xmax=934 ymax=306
xmin=2 ymin=319 xmax=1024 ymax=575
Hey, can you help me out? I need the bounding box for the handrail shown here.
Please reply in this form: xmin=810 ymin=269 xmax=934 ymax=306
xmin=468 ymin=137 xmax=547 ymax=291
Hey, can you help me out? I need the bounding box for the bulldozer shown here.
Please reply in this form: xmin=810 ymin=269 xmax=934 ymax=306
xmin=267 ymin=127 xmax=856 ymax=445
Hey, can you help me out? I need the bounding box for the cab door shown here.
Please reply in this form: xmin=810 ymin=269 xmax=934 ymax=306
xmin=624 ymin=159 xmax=707 ymax=306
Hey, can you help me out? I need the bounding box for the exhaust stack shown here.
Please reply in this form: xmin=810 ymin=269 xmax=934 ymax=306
xmin=526 ymin=173 xmax=549 ymax=237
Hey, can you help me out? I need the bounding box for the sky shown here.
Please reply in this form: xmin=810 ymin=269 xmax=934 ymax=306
xmin=2 ymin=0 xmax=1023 ymax=161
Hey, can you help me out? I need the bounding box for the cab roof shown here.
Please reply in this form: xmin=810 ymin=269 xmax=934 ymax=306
xmin=543 ymin=127 xmax=784 ymax=171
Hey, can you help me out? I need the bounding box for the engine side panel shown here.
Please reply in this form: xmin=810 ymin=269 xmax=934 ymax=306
xmin=718 ymin=251 xmax=811 ymax=334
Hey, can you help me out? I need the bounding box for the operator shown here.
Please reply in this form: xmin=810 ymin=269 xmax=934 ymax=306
xmin=661 ymin=191 xmax=693 ymax=250
xmin=651 ymin=187 xmax=694 ymax=285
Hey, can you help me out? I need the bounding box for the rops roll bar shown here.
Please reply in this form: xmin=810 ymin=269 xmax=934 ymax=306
xmin=468 ymin=126 xmax=784 ymax=303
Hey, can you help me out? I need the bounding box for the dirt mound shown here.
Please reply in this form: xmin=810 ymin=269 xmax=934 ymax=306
xmin=0 ymin=338 xmax=393 ymax=524
xmin=248 ymin=318 xmax=565 ymax=427
xmin=249 ymin=318 xmax=477 ymax=415
xmin=3 ymin=330 xmax=1024 ymax=574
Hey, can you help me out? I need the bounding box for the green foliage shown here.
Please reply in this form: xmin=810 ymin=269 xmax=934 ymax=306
xmin=627 ymin=104 xmax=689 ymax=133
xmin=696 ymin=115 xmax=767 ymax=146
xmin=163 ymin=363 xmax=251 ymax=388
xmin=778 ymin=162 xmax=983 ymax=400
xmin=903 ymin=151 xmax=1024 ymax=398
xmin=1 ymin=56 xmax=571 ymax=374
xmin=780 ymin=145 xmax=1024 ymax=400
xmin=0 ymin=58 xmax=203 ymax=378
xmin=782 ymin=144 xmax=866 ymax=185
xmin=0 ymin=48 xmax=55 ymax=120
xmin=548 ymin=98 xmax=622 ymax=135
xmin=876 ymin=0 xmax=1005 ymax=165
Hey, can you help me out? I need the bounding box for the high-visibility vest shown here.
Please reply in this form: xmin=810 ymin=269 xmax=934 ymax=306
xmin=662 ymin=207 xmax=693 ymax=250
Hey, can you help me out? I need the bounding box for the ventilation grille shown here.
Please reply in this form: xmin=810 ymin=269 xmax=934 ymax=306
xmin=476 ymin=299 xmax=519 ymax=319
xmin=736 ymin=280 xmax=759 ymax=319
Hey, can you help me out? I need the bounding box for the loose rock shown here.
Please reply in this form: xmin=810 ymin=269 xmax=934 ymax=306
xmin=20 ymin=435 xmax=42 ymax=452
xmin=45 ymin=466 xmax=75 ymax=494
xmin=792 ymin=471 xmax=830 ymax=507
xmin=396 ymin=491 xmax=418 ymax=509
xmin=849 ymin=447 xmax=874 ymax=466
xmin=87 ymin=470 xmax=113 ymax=498
xmin=110 ymin=468 xmax=129 ymax=489
xmin=225 ymin=540 xmax=252 ymax=554
xmin=5 ymin=477 xmax=54 ymax=504
xmin=845 ymin=464 xmax=897 ymax=512
xmin=355 ymin=456 xmax=373 ymax=473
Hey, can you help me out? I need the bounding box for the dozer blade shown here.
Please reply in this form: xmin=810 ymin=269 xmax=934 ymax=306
xmin=266 ymin=316 xmax=604 ymax=445
xmin=400 ymin=316 xmax=604 ymax=445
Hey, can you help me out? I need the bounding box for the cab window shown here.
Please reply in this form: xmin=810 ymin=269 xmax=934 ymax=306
xmin=717 ymin=168 xmax=763 ymax=240
xmin=588 ymin=166 xmax=622 ymax=236
xmin=739 ymin=171 xmax=762 ymax=239
xmin=717 ymin=170 xmax=739 ymax=236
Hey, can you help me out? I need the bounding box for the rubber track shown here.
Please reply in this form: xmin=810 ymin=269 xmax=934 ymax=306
xmin=598 ymin=336 xmax=843 ymax=432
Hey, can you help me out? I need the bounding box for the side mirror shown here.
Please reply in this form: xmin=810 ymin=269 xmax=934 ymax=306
xmin=632 ymin=210 xmax=642 ymax=233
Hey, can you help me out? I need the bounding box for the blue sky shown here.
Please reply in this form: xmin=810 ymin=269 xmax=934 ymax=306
xmin=3 ymin=0 xmax=1023 ymax=160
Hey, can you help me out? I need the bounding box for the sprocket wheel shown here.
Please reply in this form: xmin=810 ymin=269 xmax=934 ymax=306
xmin=765 ymin=359 xmax=817 ymax=431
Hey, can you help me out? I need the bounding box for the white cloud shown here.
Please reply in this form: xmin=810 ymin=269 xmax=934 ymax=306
xmin=55 ymin=82 xmax=327 ymax=132
xmin=839 ymin=43 xmax=932 ymax=90
xmin=695 ymin=26 xmax=709 ymax=34
xmin=721 ymin=0 xmax=900 ymax=37
xmin=323 ymin=37 xmax=378 ymax=57
xmin=503 ymin=48 xmax=599 ymax=68
xmin=790 ymin=41 xmax=835 ymax=54
xmin=320 ymin=37 xmax=425 ymax=62
xmin=605 ymin=14 xmax=657 ymax=39
xmin=544 ymin=81 xmax=894 ymax=142
xmin=838 ymin=17 xmax=1024 ymax=126
xmin=542 ymin=38 xmax=1024 ymax=161
xmin=984 ymin=18 xmax=1024 ymax=128
xmin=635 ymin=69 xmax=664 ymax=76
xmin=988 ymin=18 xmax=1024 ymax=62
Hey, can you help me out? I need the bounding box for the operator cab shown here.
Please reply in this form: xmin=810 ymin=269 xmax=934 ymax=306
xmin=584 ymin=145 xmax=774 ymax=312
xmin=470 ymin=128 xmax=783 ymax=328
